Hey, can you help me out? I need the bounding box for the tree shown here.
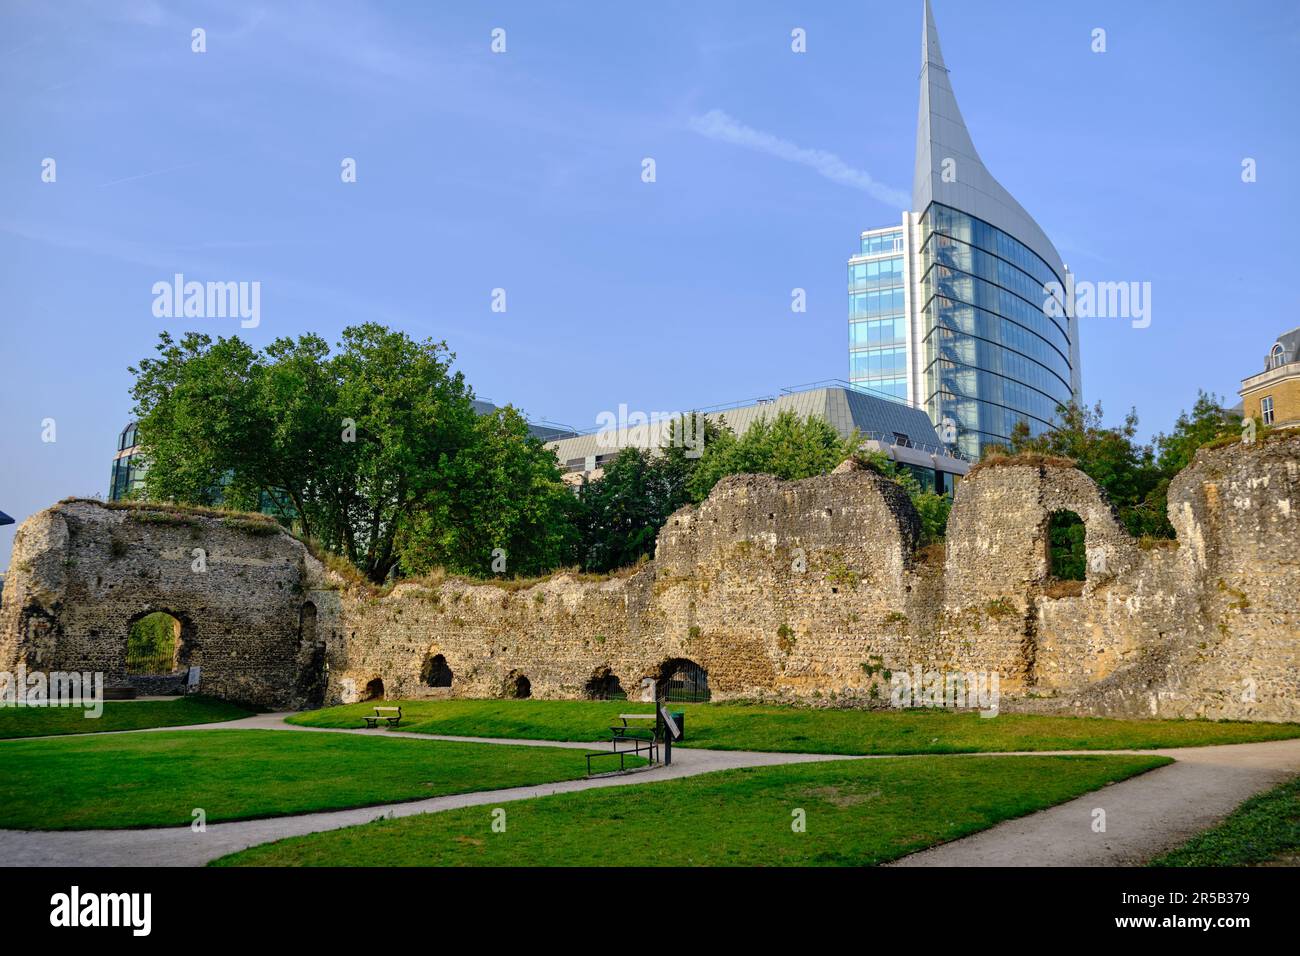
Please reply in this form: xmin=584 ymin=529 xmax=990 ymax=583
xmin=993 ymin=393 xmax=1244 ymax=541
xmin=686 ymin=410 xmax=861 ymax=502
xmin=399 ymin=406 xmax=579 ymax=577
xmin=1153 ymin=390 xmax=1241 ymax=475
xmin=576 ymin=447 xmax=687 ymax=573
xmin=130 ymin=324 xmax=571 ymax=584
xmin=996 ymin=401 xmax=1170 ymax=538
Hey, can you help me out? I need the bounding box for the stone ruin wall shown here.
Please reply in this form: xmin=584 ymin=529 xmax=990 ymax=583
xmin=0 ymin=502 xmax=330 ymax=709
xmin=2 ymin=435 xmax=1297 ymax=720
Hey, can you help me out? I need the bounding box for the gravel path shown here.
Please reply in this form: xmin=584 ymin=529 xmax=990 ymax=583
xmin=3 ymin=713 xmax=1297 ymax=867
xmin=889 ymin=738 xmax=1300 ymax=866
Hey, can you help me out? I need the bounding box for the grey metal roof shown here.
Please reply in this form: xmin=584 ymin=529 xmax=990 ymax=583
xmin=544 ymin=386 xmax=947 ymax=464
xmin=1271 ymin=327 xmax=1300 ymax=368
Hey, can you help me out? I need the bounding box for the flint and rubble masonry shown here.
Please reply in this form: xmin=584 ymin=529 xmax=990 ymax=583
xmin=1 ymin=437 xmax=1297 ymax=721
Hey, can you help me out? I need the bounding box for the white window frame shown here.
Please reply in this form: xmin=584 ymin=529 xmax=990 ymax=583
xmin=1261 ymin=395 xmax=1275 ymax=425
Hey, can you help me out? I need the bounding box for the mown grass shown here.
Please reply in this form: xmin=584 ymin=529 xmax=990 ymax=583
xmin=0 ymin=696 xmax=249 ymax=739
xmin=287 ymin=699 xmax=1300 ymax=755
xmin=0 ymin=730 xmax=611 ymax=830
xmin=1152 ymin=775 xmax=1300 ymax=867
xmin=214 ymin=753 xmax=1170 ymax=867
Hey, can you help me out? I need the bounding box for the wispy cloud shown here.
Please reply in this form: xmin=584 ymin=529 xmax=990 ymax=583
xmin=689 ymin=108 xmax=909 ymax=208
xmin=97 ymin=161 xmax=204 ymax=189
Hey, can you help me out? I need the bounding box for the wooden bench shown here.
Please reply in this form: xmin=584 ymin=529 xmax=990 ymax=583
xmin=610 ymin=713 xmax=657 ymax=740
xmin=362 ymin=706 xmax=402 ymax=729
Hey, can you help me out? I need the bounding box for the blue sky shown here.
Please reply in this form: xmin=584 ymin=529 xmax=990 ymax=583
xmin=2 ymin=0 xmax=1298 ymax=569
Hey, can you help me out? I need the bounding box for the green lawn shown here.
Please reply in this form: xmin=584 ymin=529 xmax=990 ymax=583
xmin=0 ymin=696 xmax=249 ymax=739
xmin=1152 ymin=775 xmax=1300 ymax=867
xmin=0 ymin=730 xmax=614 ymax=830
xmin=288 ymin=699 xmax=1300 ymax=754
xmin=214 ymin=753 xmax=1170 ymax=866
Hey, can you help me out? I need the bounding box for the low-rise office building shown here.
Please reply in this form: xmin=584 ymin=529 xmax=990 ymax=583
xmin=545 ymin=382 xmax=969 ymax=493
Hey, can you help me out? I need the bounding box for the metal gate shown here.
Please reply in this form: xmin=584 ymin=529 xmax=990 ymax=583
xmin=663 ymin=661 xmax=710 ymax=702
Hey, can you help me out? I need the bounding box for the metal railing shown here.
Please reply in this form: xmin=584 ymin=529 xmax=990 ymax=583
xmin=586 ymin=735 xmax=658 ymax=775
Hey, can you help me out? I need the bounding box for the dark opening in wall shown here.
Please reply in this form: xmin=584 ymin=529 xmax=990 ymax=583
xmin=363 ymin=677 xmax=385 ymax=701
xmin=584 ymin=667 xmax=626 ymax=700
xmin=659 ymin=658 xmax=710 ymax=702
xmin=1046 ymin=510 xmax=1086 ymax=583
xmin=421 ymin=653 xmax=454 ymax=688
xmin=504 ymin=671 xmax=531 ymax=699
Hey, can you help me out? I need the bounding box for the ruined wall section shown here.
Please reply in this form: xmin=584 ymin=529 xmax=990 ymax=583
xmin=941 ymin=462 xmax=1144 ymax=691
xmin=0 ymin=501 xmax=327 ymax=709
xmin=331 ymin=465 xmax=931 ymax=706
xmin=4 ymin=436 xmax=1298 ymax=720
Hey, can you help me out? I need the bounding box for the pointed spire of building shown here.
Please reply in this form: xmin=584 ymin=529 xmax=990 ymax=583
xmin=912 ymin=0 xmax=1065 ymax=283
xmin=921 ymin=0 xmax=946 ymax=71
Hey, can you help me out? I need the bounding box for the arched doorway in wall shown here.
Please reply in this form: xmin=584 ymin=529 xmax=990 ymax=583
xmin=503 ymin=671 xmax=531 ymax=699
xmin=296 ymin=601 xmax=326 ymax=708
xmin=421 ymin=653 xmax=454 ymax=688
xmin=126 ymin=611 xmax=182 ymax=675
xmin=584 ymin=666 xmax=626 ymax=701
xmin=659 ymin=658 xmax=710 ymax=702
xmin=363 ymin=677 xmax=385 ymax=701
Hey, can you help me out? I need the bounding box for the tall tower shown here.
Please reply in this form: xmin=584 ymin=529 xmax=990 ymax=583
xmin=850 ymin=0 xmax=1080 ymax=459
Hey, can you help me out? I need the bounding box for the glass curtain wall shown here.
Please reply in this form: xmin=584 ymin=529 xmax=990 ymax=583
xmin=919 ymin=203 xmax=1074 ymax=459
xmin=848 ymin=228 xmax=908 ymax=399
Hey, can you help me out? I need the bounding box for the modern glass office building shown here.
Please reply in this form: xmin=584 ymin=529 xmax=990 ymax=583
xmin=849 ymin=1 xmax=1081 ymax=459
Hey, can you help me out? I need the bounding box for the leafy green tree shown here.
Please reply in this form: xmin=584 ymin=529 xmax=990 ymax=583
xmin=999 ymin=401 xmax=1171 ymax=537
xmin=686 ymin=410 xmax=861 ymax=502
xmin=130 ymin=324 xmax=573 ymax=584
xmin=576 ymin=447 xmax=687 ymax=573
xmin=399 ymin=406 xmax=579 ymax=577
xmin=1153 ymin=390 xmax=1241 ymax=475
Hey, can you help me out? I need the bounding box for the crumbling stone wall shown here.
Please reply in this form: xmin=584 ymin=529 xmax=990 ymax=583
xmin=3 ymin=436 xmax=1297 ymax=721
xmin=0 ymin=501 xmax=334 ymax=709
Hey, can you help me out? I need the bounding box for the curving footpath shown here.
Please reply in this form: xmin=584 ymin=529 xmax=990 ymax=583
xmin=2 ymin=713 xmax=1297 ymax=867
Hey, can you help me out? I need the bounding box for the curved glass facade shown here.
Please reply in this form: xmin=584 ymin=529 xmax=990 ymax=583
xmin=845 ymin=3 xmax=1079 ymax=460
xmin=919 ymin=204 xmax=1074 ymax=459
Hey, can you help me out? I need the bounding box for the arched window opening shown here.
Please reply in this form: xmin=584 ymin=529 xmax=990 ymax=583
xmin=126 ymin=612 xmax=181 ymax=675
xmin=1046 ymin=510 xmax=1086 ymax=584
xmin=504 ymin=671 xmax=531 ymax=699
xmin=584 ymin=667 xmax=626 ymax=701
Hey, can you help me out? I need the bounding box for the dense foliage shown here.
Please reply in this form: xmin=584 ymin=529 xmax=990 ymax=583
xmin=129 ymin=325 xmax=1242 ymax=583
xmin=131 ymin=326 xmax=574 ymax=582
xmin=993 ymin=392 xmax=1241 ymax=540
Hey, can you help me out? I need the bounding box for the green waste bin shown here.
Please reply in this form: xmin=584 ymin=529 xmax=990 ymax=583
xmin=669 ymin=711 xmax=685 ymax=741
